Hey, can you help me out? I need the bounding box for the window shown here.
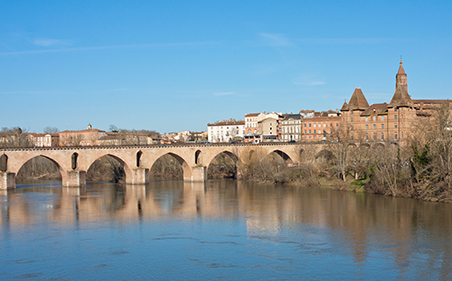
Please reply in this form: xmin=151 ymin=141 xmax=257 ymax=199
xmin=394 ymin=107 xmax=398 ymax=112
xmin=304 ymin=130 xmax=306 ymax=134
xmin=373 ymin=133 xmax=376 ymax=140
xmin=366 ymin=133 xmax=369 ymax=140
xmin=395 ymin=133 xmax=398 ymax=140
xmin=381 ymin=124 xmax=384 ymax=129
xmin=394 ymin=115 xmax=397 ymax=120
xmin=336 ymin=123 xmax=339 ymax=127
xmin=314 ymin=130 xmax=316 ymax=134
xmin=381 ymin=116 xmax=384 ymax=121
xmin=351 ymin=125 xmax=354 ymax=130
xmin=373 ymin=116 xmax=376 ymax=121
xmin=394 ymin=124 xmax=397 ymax=129
xmin=373 ymin=124 xmax=376 ymax=130
xmin=304 ymin=124 xmax=306 ymax=127
xmin=366 ymin=125 xmax=368 ymax=130
xmin=365 ymin=117 xmax=368 ymax=121
xmin=381 ymin=133 xmax=384 ymax=141
xmin=351 ymin=117 xmax=353 ymax=122
xmin=351 ymin=134 xmax=354 ymax=141
xmin=309 ymin=124 xmax=311 ymax=127
xmin=314 ymin=123 xmax=316 ymax=128
xmin=351 ymin=110 xmax=353 ymax=115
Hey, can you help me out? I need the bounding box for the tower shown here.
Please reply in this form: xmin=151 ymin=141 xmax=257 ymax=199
xmin=395 ymin=58 xmax=407 ymax=91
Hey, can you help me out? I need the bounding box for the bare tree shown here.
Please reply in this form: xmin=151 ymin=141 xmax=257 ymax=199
xmin=43 ymin=126 xmax=59 ymax=134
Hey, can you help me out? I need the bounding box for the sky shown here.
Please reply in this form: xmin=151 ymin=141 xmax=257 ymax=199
xmin=1 ymin=0 xmax=452 ymax=133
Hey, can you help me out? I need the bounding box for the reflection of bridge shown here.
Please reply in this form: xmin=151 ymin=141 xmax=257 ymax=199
xmin=0 ymin=143 xmax=324 ymax=189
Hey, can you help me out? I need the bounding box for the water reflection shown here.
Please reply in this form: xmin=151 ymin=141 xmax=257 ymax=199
xmin=1 ymin=180 xmax=452 ymax=279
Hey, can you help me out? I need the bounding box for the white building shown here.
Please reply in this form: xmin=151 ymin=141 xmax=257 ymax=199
xmin=207 ymin=119 xmax=245 ymax=143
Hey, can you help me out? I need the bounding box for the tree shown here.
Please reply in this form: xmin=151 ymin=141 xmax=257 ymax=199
xmin=43 ymin=126 xmax=59 ymax=134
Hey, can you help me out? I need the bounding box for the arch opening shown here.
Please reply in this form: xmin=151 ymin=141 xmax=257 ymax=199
xmin=0 ymin=154 xmax=7 ymax=172
xmin=136 ymin=150 xmax=143 ymax=167
xmin=207 ymin=151 xmax=238 ymax=179
xmin=150 ymin=153 xmax=190 ymax=180
xmin=16 ymin=156 xmax=62 ymax=183
xmin=195 ymin=150 xmax=202 ymax=165
xmin=71 ymin=153 xmax=79 ymax=170
xmin=271 ymin=150 xmax=294 ymax=165
xmin=87 ymin=155 xmax=127 ymax=183
xmin=315 ymin=149 xmax=336 ymax=162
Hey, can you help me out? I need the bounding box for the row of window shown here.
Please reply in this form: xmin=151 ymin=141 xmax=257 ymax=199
xmin=351 ymin=132 xmax=405 ymax=141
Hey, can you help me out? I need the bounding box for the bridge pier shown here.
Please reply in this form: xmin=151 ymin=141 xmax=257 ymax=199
xmin=64 ymin=171 xmax=86 ymax=187
xmin=191 ymin=166 xmax=207 ymax=182
xmin=128 ymin=168 xmax=150 ymax=185
xmin=0 ymin=172 xmax=15 ymax=190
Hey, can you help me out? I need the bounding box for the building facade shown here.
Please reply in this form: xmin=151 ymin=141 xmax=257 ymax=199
xmin=207 ymin=119 xmax=245 ymax=143
xmin=59 ymin=125 xmax=107 ymax=146
xmin=281 ymin=114 xmax=302 ymax=142
xmin=341 ymin=60 xmax=451 ymax=142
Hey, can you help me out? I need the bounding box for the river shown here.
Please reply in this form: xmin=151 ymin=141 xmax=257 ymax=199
xmin=1 ymin=179 xmax=452 ymax=280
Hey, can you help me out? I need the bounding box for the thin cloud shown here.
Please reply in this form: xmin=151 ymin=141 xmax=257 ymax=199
xmin=213 ymin=92 xmax=235 ymax=96
xmin=258 ymin=32 xmax=293 ymax=47
xmin=296 ymin=38 xmax=393 ymax=45
xmin=32 ymin=38 xmax=72 ymax=47
xmin=294 ymin=73 xmax=326 ymax=86
xmin=0 ymin=41 xmax=222 ymax=56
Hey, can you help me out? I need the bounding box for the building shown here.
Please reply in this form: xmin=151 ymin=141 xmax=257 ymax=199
xmin=26 ymin=133 xmax=59 ymax=147
xmin=59 ymin=124 xmax=107 ymax=146
xmin=302 ymin=114 xmax=341 ymax=141
xmin=281 ymin=114 xmax=302 ymax=142
xmin=341 ymin=59 xmax=452 ymax=142
xmin=299 ymin=110 xmax=315 ymax=119
xmin=207 ymin=119 xmax=245 ymax=143
xmin=258 ymin=116 xmax=280 ymax=142
xmin=244 ymin=113 xmax=260 ymax=143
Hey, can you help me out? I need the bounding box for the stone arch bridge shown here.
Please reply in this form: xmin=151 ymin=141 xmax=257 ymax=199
xmin=0 ymin=142 xmax=389 ymax=189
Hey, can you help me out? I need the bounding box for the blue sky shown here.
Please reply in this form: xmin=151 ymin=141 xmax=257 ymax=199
xmin=1 ymin=0 xmax=452 ymax=133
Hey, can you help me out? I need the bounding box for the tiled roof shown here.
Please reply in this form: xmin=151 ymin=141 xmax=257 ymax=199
xmin=245 ymin=113 xmax=259 ymax=117
xmin=360 ymin=103 xmax=388 ymax=116
xmin=347 ymin=88 xmax=369 ymax=110
xmin=282 ymin=114 xmax=302 ymax=121
xmin=207 ymin=120 xmax=245 ymax=126
xmin=390 ymin=86 xmax=412 ymax=106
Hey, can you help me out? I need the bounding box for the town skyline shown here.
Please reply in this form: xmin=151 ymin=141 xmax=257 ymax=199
xmin=2 ymin=1 xmax=452 ymax=133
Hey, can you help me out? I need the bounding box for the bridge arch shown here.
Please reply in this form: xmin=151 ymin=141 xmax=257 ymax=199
xmin=16 ymin=155 xmax=63 ymax=181
xmin=207 ymin=150 xmax=239 ymax=179
xmin=150 ymin=152 xmax=192 ymax=181
xmin=86 ymin=153 xmax=132 ymax=183
xmin=269 ymin=149 xmax=293 ymax=164
xmin=0 ymin=154 xmax=7 ymax=172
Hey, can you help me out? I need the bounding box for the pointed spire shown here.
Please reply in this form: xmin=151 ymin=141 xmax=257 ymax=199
xmin=397 ymin=58 xmax=406 ymax=75
xmin=340 ymin=100 xmax=349 ymax=111
xmin=391 ymin=59 xmax=411 ymax=105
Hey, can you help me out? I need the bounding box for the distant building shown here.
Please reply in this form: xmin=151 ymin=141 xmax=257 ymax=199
xmin=207 ymin=119 xmax=245 ymax=143
xmin=281 ymin=114 xmax=302 ymax=142
xmin=59 ymin=125 xmax=107 ymax=146
xmin=258 ymin=116 xmax=279 ymax=142
xmin=244 ymin=113 xmax=260 ymax=143
xmin=340 ymin=59 xmax=452 ymax=142
xmin=299 ymin=110 xmax=315 ymax=119
xmin=26 ymin=133 xmax=59 ymax=147
xmin=302 ymin=115 xmax=341 ymax=141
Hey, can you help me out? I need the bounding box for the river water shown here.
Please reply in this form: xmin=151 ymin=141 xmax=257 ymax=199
xmin=1 ymin=179 xmax=452 ymax=280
